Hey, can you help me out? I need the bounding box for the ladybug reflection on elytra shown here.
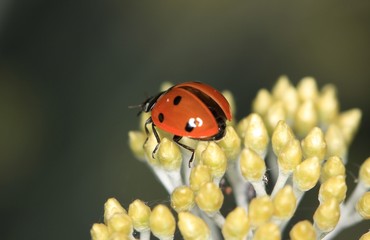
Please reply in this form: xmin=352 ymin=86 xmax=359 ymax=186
xmin=138 ymin=82 xmax=232 ymax=167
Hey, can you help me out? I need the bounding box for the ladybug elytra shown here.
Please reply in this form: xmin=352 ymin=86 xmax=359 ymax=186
xmin=139 ymin=82 xmax=232 ymax=166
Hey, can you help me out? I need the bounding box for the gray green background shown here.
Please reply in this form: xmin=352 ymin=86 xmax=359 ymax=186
xmin=1 ymin=1 xmax=369 ymax=239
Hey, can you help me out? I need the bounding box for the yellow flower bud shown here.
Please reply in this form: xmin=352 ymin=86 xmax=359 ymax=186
xmin=243 ymin=113 xmax=270 ymax=157
xmin=149 ymin=204 xmax=176 ymax=239
xmin=178 ymin=212 xmax=210 ymax=240
xmin=293 ymin=157 xmax=321 ymax=192
xmin=297 ymin=76 xmax=318 ymax=101
xmin=317 ymin=84 xmax=339 ymax=126
xmin=171 ymin=186 xmax=195 ymax=213
xmin=222 ymin=207 xmax=250 ymax=240
xmin=157 ymin=137 xmax=182 ymax=171
xmin=104 ymin=198 xmax=127 ymax=224
xmin=294 ymin=100 xmax=317 ymax=137
xmin=281 ymin=86 xmax=299 ymax=122
xmin=271 ymin=120 xmax=295 ymax=157
xmin=160 ymin=81 xmax=173 ymax=92
xmin=128 ymin=131 xmax=147 ymax=161
xmin=200 ymin=142 xmax=227 ymax=179
xmin=313 ymin=198 xmax=340 ymax=232
xmin=217 ymin=125 xmax=241 ymax=161
xmin=319 ymin=175 xmax=347 ymax=203
xmin=248 ymin=196 xmax=274 ymax=228
xmin=264 ymin=101 xmax=286 ymax=134
xmin=337 ymin=108 xmax=362 ymax=145
xmin=189 ymin=165 xmax=212 ymax=192
xmin=301 ymin=127 xmax=327 ymax=162
xmin=240 ymin=148 xmax=266 ymax=182
xmin=90 ymin=223 xmax=109 ymax=240
xmin=252 ymin=222 xmax=281 ymax=240
xmin=360 ymin=231 xmax=370 ymax=240
xmin=272 ymin=75 xmax=291 ymax=100
xmin=289 ymin=220 xmax=316 ymax=240
xmin=109 ymin=232 xmax=130 ymax=240
xmin=278 ymin=139 xmax=302 ymax=174
xmin=236 ymin=116 xmax=249 ymax=139
xmin=356 ymin=192 xmax=370 ymax=219
xmin=106 ymin=212 xmax=133 ymax=236
xmin=222 ymin=90 xmax=236 ymax=119
xmin=252 ymin=88 xmax=272 ymax=117
xmin=195 ymin=141 xmax=209 ymax=164
xmin=325 ymin=124 xmax=347 ymax=161
xmin=128 ymin=199 xmax=151 ymax=232
xmin=273 ymin=185 xmax=296 ymax=219
xmin=359 ymin=157 xmax=370 ymax=187
xmin=320 ymin=156 xmax=345 ymax=183
xmin=196 ymin=182 xmax=224 ymax=214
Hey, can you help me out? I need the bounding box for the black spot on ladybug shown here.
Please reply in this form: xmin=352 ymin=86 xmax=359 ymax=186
xmin=185 ymin=122 xmax=194 ymax=132
xmin=158 ymin=113 xmax=164 ymax=123
xmin=173 ymin=96 xmax=182 ymax=105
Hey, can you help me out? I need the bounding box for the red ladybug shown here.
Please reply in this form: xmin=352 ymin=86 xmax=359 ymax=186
xmin=139 ymin=82 xmax=232 ymax=166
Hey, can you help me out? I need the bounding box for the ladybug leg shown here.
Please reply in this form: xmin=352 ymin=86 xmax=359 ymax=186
xmin=143 ymin=117 xmax=161 ymax=159
xmin=143 ymin=117 xmax=152 ymax=145
xmin=151 ymin=122 xmax=161 ymax=159
xmin=173 ymin=135 xmax=195 ymax=168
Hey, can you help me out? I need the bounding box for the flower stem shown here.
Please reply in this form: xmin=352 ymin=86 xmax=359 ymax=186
xmin=226 ymin=160 xmax=249 ymax=209
xmin=271 ymin=171 xmax=289 ymax=197
xmin=140 ymin=230 xmax=150 ymax=240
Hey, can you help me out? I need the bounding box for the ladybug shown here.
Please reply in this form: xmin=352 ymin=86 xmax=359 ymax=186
xmin=139 ymin=82 xmax=232 ymax=167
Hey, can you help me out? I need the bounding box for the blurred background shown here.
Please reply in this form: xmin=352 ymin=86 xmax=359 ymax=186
xmin=0 ymin=0 xmax=369 ymax=239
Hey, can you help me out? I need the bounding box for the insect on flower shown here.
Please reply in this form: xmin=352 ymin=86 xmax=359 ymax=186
xmin=138 ymin=82 xmax=232 ymax=167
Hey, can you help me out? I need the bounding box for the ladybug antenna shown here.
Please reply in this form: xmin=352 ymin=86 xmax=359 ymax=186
xmin=130 ymin=91 xmax=164 ymax=116
xmin=129 ymin=96 xmax=153 ymax=116
xmin=127 ymin=104 xmax=141 ymax=116
xmin=128 ymin=104 xmax=142 ymax=109
xmin=128 ymin=91 xmax=151 ymax=115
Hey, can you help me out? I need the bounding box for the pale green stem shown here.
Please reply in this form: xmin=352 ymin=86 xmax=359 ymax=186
xmin=314 ymin=224 xmax=329 ymax=240
xmin=150 ymin=165 xmax=175 ymax=194
xmin=342 ymin=181 xmax=368 ymax=217
xmin=271 ymin=170 xmax=290 ymax=197
xmin=226 ymin=160 xmax=249 ymax=210
xmin=208 ymin=211 xmax=226 ymax=229
xmin=280 ymin=187 xmax=305 ymax=231
xmin=140 ymin=230 xmax=150 ymax=240
xmin=191 ymin=207 xmax=222 ymax=240
xmin=158 ymin=236 xmax=174 ymax=240
xmin=267 ymin=144 xmax=279 ymax=182
xmin=251 ymin=180 xmax=267 ymax=196
xmin=323 ymin=211 xmax=363 ymax=240
xmin=180 ymin=150 xmax=192 ymax=185
xmin=213 ymin=176 xmax=222 ymax=186
xmin=166 ymin=169 xmax=183 ymax=190
xmin=323 ymin=182 xmax=368 ymax=240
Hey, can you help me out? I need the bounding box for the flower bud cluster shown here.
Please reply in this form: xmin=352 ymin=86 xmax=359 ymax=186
xmin=91 ymin=77 xmax=367 ymax=240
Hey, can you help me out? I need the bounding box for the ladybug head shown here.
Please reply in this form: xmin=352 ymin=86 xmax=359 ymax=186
xmin=137 ymin=91 xmax=165 ymax=116
xmin=129 ymin=97 xmax=153 ymax=116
